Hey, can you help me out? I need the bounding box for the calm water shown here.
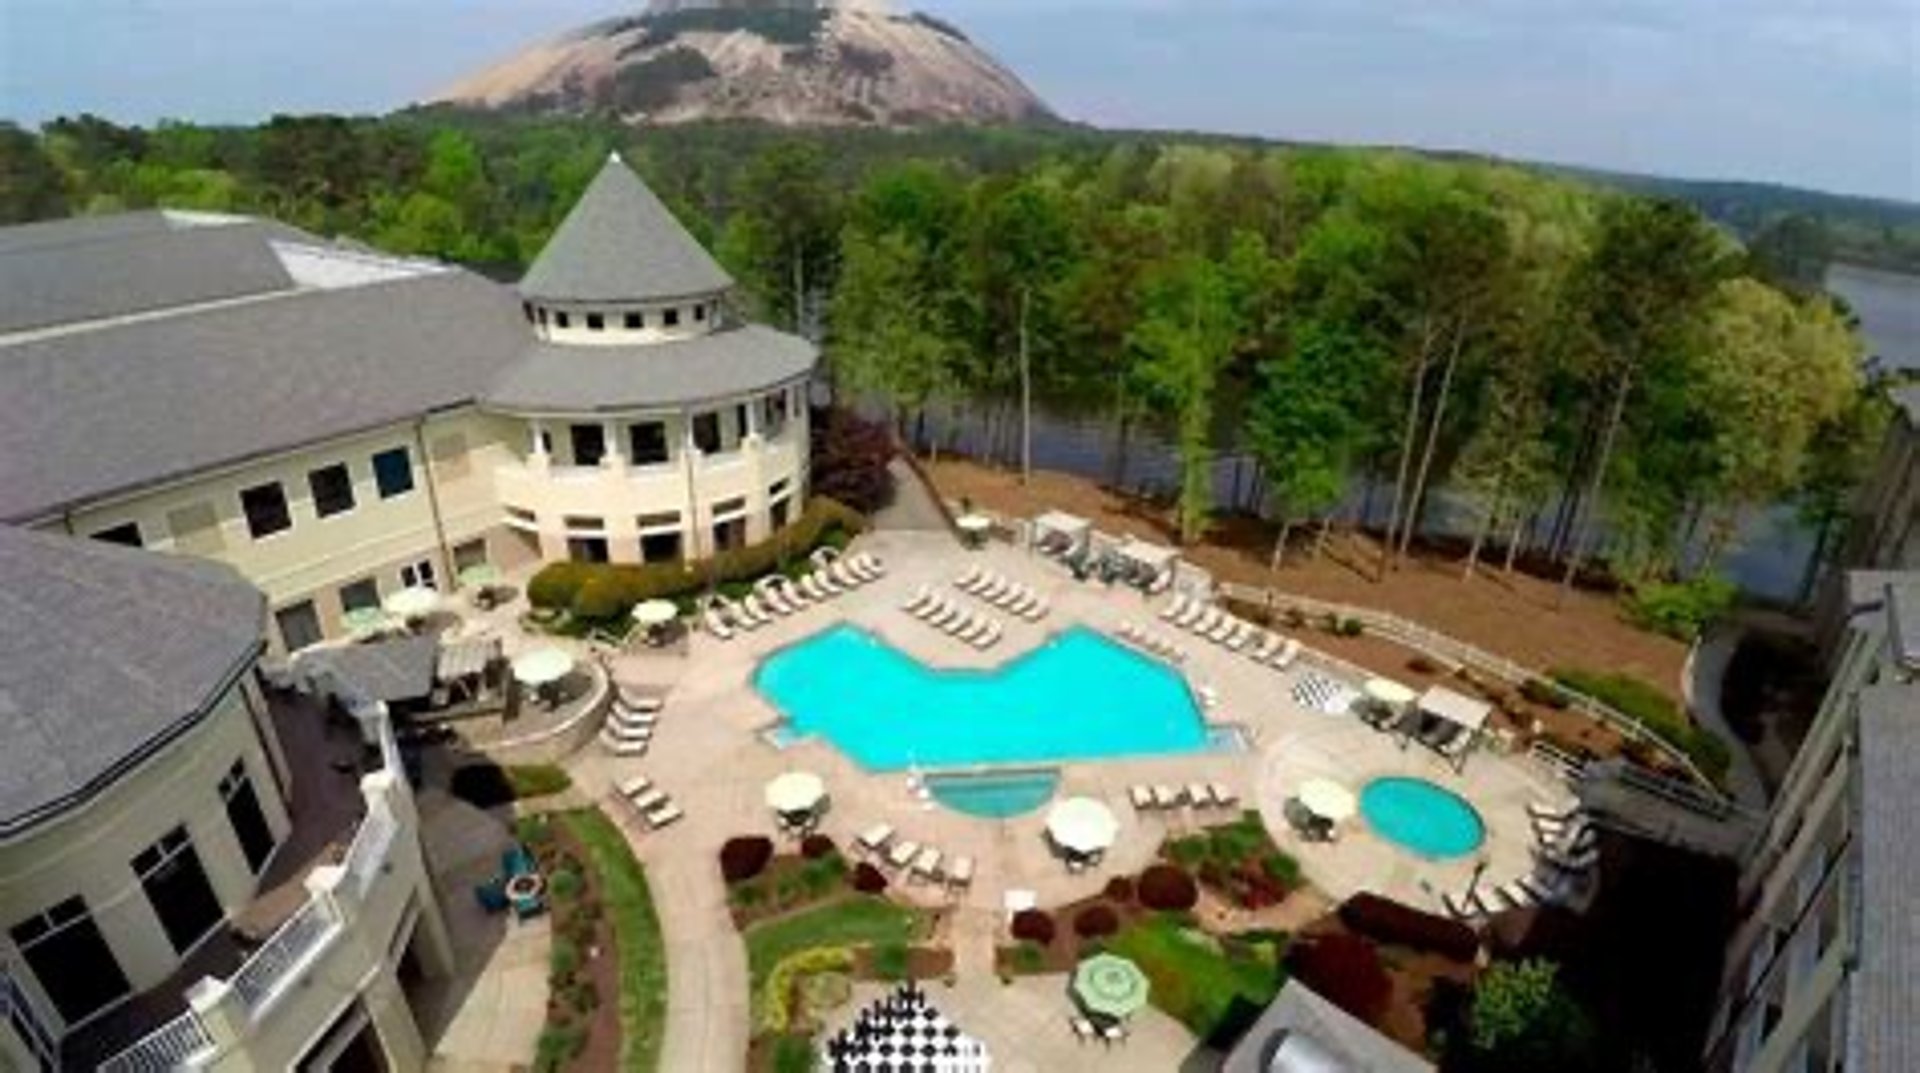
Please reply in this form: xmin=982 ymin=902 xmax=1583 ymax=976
xmin=926 ymin=770 xmax=1061 ymax=818
xmin=1828 ymin=263 xmax=1920 ymax=371
xmin=752 ymin=624 xmax=1208 ymax=770
xmin=1359 ymin=777 xmax=1487 ymax=859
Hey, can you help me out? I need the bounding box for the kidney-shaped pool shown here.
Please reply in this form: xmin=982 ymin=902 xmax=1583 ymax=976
xmin=753 ymin=624 xmax=1211 ymax=771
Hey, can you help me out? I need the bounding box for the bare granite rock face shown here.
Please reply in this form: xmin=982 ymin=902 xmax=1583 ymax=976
xmin=426 ymin=0 xmax=1053 ymax=128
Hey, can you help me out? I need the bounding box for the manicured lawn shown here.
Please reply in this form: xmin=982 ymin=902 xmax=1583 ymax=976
xmin=743 ymin=897 xmax=923 ymax=1019
xmin=1106 ymin=912 xmax=1285 ymax=1048
xmin=562 ymin=809 xmax=669 ymax=1072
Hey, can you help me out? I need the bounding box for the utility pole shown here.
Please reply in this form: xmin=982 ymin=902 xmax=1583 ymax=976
xmin=1019 ymin=286 xmax=1032 ymax=485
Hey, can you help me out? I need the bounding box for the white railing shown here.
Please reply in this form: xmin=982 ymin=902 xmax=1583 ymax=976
xmin=1215 ymin=580 xmax=1724 ymax=793
xmin=345 ymin=805 xmax=398 ymax=898
xmin=96 ymin=1009 xmax=214 ymax=1073
xmin=1 ymin=963 xmax=59 ymax=1069
xmin=230 ymin=898 xmax=336 ymax=1014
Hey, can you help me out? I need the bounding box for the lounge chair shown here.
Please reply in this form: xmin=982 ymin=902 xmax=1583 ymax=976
xmin=703 ymin=608 xmax=734 ymax=641
xmin=599 ymin=731 xmax=647 ymax=757
xmin=744 ymin=593 xmax=781 ymax=621
xmin=944 ymin=610 xmax=974 ymax=637
xmin=902 ymin=586 xmax=934 ymax=614
xmin=1223 ymin=621 xmax=1253 ymax=649
xmin=1071 ymin=1016 xmax=1099 ymax=1043
xmin=1207 ymin=616 xmax=1237 ymax=643
xmin=1175 ymin=601 xmax=1207 ymax=629
xmin=888 ymin=840 xmax=921 ymax=869
xmin=1528 ymin=800 xmax=1581 ymax=824
xmin=1517 ymin=873 xmax=1569 ymax=905
xmin=618 ymin=775 xmax=653 ymax=799
xmin=1190 ymin=607 xmax=1222 ymax=635
xmin=796 ymin=575 xmax=827 ymax=601
xmin=956 ymin=565 xmax=982 ymax=590
xmin=630 ymin=788 xmax=668 ymax=812
xmin=1209 ymin=782 xmax=1238 ymax=807
xmin=831 ymin=561 xmax=864 ymax=588
xmin=854 ymin=553 xmax=885 ymax=579
xmin=1442 ymin=892 xmax=1482 ymax=920
xmin=932 ymin=602 xmax=964 ymax=630
xmin=1020 ymin=596 xmax=1048 ymax=621
xmin=972 ymin=621 xmax=1002 ymax=649
xmin=1248 ymin=632 xmax=1281 ymax=661
xmin=616 ymin=684 xmax=662 ymax=710
xmin=1540 ymin=845 xmax=1599 ymax=873
xmin=814 ymin=570 xmax=845 ymax=595
xmin=776 ymin=578 xmax=811 ymax=607
xmin=759 ymin=585 xmax=796 ymax=616
xmin=857 ymin=823 xmax=895 ymax=855
xmin=948 ymin=856 xmax=974 ymax=887
xmin=1153 ymin=785 xmax=1181 ymax=809
xmin=609 ymin=711 xmax=657 ymax=734
xmin=1161 ymin=594 xmax=1191 ymax=621
xmin=1187 ymin=783 xmax=1212 ymax=808
xmin=1273 ymin=638 xmax=1301 ymax=669
xmin=910 ymin=847 xmax=943 ymax=882
xmin=1495 ymin=881 xmax=1536 ymax=910
xmin=1130 ymin=785 xmax=1156 ymax=810
xmin=645 ymin=801 xmax=683 ymax=829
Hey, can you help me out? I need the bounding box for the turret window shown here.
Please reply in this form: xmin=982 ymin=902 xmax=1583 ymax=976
xmin=537 ymin=307 xmax=549 ymax=326
xmin=625 ymin=311 xmax=643 ymax=330
xmin=663 ymin=307 xmax=680 ymax=328
xmin=694 ymin=303 xmax=707 ymax=322
xmin=570 ymin=424 xmax=607 ymax=467
xmin=586 ymin=313 xmax=605 ymax=331
xmin=692 ymin=412 xmax=721 ymax=454
xmin=629 ymin=422 xmax=669 ymax=465
xmin=555 ymin=311 xmax=570 ymax=329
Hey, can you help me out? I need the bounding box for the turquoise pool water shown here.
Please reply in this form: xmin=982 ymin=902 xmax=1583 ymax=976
xmin=753 ymin=624 xmax=1209 ymax=770
xmin=1360 ymin=777 xmax=1486 ymax=859
xmin=926 ymin=770 xmax=1061 ymax=818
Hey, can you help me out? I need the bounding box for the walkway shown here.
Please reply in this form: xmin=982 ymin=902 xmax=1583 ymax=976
xmin=1684 ymin=625 xmax=1770 ymax=811
xmin=870 ymin=456 xmax=951 ymax=532
xmin=646 ymin=856 xmax=750 ymax=1073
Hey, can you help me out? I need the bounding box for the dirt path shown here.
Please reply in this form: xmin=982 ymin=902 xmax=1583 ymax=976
xmin=923 ymin=458 xmax=1690 ymax=701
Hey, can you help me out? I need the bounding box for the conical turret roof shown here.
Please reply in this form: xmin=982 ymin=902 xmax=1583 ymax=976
xmin=519 ymin=152 xmax=733 ymax=303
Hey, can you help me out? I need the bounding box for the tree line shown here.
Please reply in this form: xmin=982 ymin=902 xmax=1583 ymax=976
xmin=0 ymin=113 xmax=1893 ymax=599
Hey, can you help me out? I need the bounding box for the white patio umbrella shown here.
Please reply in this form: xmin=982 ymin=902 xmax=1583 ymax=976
xmin=511 ymin=647 xmax=574 ymax=688
xmin=1046 ymin=797 xmax=1120 ymax=856
xmin=631 ymin=599 xmax=678 ymax=627
xmin=383 ymin=586 xmax=441 ymax=620
xmin=1298 ymin=777 xmax=1358 ymax=822
xmin=1364 ymin=677 xmax=1418 ymax=709
xmin=764 ymin=771 xmax=827 ymax=815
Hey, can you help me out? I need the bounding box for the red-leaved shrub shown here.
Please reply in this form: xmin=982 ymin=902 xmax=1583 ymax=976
xmin=1338 ymin=892 xmax=1479 ymax=962
xmin=801 ymin=834 xmax=836 ymax=859
xmin=1288 ymin=933 xmax=1392 ymax=1021
xmin=1010 ymin=909 xmax=1056 ymax=945
xmin=1074 ymin=904 xmax=1120 ymax=938
xmin=1104 ymin=876 xmax=1135 ymax=904
xmin=851 ymin=862 xmax=888 ymax=894
xmin=1138 ymin=864 xmax=1200 ymax=911
xmin=718 ymin=836 xmax=775 ymax=884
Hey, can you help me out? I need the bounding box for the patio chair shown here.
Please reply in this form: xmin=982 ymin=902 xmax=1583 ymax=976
xmin=1248 ymin=632 xmax=1281 ymax=661
xmin=503 ymin=843 xmax=537 ymax=878
xmin=943 ymin=610 xmax=973 ymax=637
xmin=1540 ymin=844 xmax=1599 ymax=873
xmin=1187 ymin=783 xmax=1212 ymax=808
xmin=1175 ymin=601 xmax=1208 ymax=629
xmin=1223 ymin=621 xmax=1253 ymax=649
xmin=1441 ymin=891 xmax=1482 ymax=920
xmin=1102 ymin=1022 xmax=1128 ymax=1044
xmin=759 ymin=585 xmax=796 ymax=616
xmin=1190 ymin=607 xmax=1223 ymax=635
xmin=743 ymin=593 xmax=780 ymax=622
xmin=911 ymin=847 xmax=943 ymax=882
xmin=703 ymin=608 xmax=735 ymax=641
xmin=646 ymin=801 xmax=683 ymax=829
xmin=599 ymin=731 xmax=647 ymax=757
xmin=932 ymin=602 xmax=964 ymax=630
xmin=1071 ymin=1016 xmax=1099 ymax=1043
xmin=856 ymin=552 xmax=886 ymax=577
xmin=857 ymin=823 xmax=895 ymax=855
xmin=609 ymin=710 xmax=657 ymax=734
xmin=1153 ymin=785 xmax=1181 ymax=809
xmin=1272 ymin=638 xmax=1301 ymax=669
xmin=798 ymin=575 xmax=829 ymax=602
xmin=1207 ymin=616 xmax=1238 ymax=643
xmin=1020 ymin=596 xmax=1049 ymax=621
xmin=901 ymin=586 xmax=934 ymax=614
xmin=618 ymin=775 xmax=653 ymax=799
xmin=814 ymin=570 xmax=845 ymax=596
xmin=1528 ymin=800 xmax=1581 ymax=824
xmin=948 ymin=857 xmax=975 ymax=888
xmin=972 ymin=621 xmax=1003 ymax=649
xmin=1129 ymin=785 xmax=1156 ymax=810
xmin=774 ymin=579 xmax=811 ymax=608
xmin=956 ymin=565 xmax=983 ymax=590
xmin=1518 ymin=873 xmax=1570 ymax=905
xmin=474 ymin=876 xmax=509 ymax=913
xmin=1495 ymin=881 xmax=1536 ymax=910
xmin=831 ymin=561 xmax=864 ymax=589
xmin=630 ymin=788 xmax=668 ymax=812
xmin=888 ymin=840 xmax=922 ymax=869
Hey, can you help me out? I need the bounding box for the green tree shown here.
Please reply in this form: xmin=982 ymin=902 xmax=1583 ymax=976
xmin=1463 ymin=959 xmax=1597 ymax=1073
xmin=828 ymin=229 xmax=960 ymax=442
xmin=0 ymin=123 xmax=71 ymax=222
xmin=722 ymin=142 xmax=843 ymax=333
xmin=1132 ymin=250 xmax=1241 ymax=543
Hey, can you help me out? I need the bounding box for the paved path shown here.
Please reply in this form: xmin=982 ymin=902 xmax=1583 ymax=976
xmin=1684 ymin=625 xmax=1770 ymax=810
xmin=647 ymin=856 xmax=751 ymax=1073
xmin=871 ymin=457 xmax=952 ymax=532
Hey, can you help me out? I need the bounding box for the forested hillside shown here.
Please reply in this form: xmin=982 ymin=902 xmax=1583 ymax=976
xmin=0 ymin=113 xmax=1897 ymax=600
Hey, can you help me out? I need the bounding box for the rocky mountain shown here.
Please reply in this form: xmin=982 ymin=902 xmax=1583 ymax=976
xmin=427 ymin=0 xmax=1053 ymax=128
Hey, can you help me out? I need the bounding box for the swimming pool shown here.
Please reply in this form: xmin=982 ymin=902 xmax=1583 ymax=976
xmin=1359 ymin=777 xmax=1486 ymax=859
xmin=753 ymin=624 xmax=1210 ymax=770
xmin=926 ymin=770 xmax=1061 ymax=818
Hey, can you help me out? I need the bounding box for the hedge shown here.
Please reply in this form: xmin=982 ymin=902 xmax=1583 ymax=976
xmin=1138 ymin=864 xmax=1200 ymax=911
xmin=720 ymin=836 xmax=776 ymax=885
xmin=1338 ymin=892 xmax=1479 ymax=962
xmin=528 ymin=497 xmax=866 ymax=622
xmin=1551 ymin=667 xmax=1732 ymax=785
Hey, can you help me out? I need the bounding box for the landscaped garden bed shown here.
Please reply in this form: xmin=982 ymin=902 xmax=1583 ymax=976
xmin=722 ymin=834 xmax=854 ymax=928
xmin=449 ymin=761 xmax=573 ymax=809
xmin=514 ymin=807 xmax=668 ymax=1072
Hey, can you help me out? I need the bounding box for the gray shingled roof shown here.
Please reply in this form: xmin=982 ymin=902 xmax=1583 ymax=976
xmin=1221 ymin=981 xmax=1435 ymax=1073
xmin=1851 ymin=683 xmax=1919 ymax=1073
xmin=517 ymin=153 xmax=734 ymax=303
xmin=0 ymin=270 xmax=527 ymax=522
xmin=0 ymin=526 xmax=265 ymax=835
xmin=485 ymin=324 xmax=816 ymax=413
xmin=299 ymin=635 xmax=439 ymax=703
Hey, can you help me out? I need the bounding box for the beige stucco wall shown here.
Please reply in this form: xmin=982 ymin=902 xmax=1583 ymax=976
xmin=527 ymin=296 xmax=724 ymax=347
xmin=0 ymin=676 xmax=290 ymax=1034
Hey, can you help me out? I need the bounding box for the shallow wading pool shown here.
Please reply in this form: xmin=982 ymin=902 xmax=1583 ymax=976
xmin=1359 ymin=776 xmax=1486 ymax=859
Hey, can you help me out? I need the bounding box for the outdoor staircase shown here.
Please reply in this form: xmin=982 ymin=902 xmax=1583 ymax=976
xmin=1573 ymin=759 xmax=1763 ymax=860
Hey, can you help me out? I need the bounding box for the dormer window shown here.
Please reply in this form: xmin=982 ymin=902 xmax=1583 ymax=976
xmin=555 ymin=311 xmax=571 ymax=329
xmin=694 ymin=304 xmax=707 ymax=322
xmin=664 ymin=308 xmax=680 ymax=328
xmin=625 ymin=312 xmax=643 ymax=330
xmin=587 ymin=313 xmax=604 ymax=331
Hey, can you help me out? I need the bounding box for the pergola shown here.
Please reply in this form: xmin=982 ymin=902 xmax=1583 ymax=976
xmin=1115 ymin=537 xmax=1181 ymax=590
xmin=1031 ymin=510 xmax=1092 ymax=557
xmin=1412 ymin=686 xmax=1493 ymax=771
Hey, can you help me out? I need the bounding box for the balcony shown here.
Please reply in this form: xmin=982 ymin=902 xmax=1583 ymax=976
xmin=86 ymin=692 xmax=410 ymax=1072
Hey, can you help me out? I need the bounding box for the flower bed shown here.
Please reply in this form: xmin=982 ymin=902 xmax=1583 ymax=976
xmin=1163 ymin=811 xmax=1302 ymax=910
xmin=722 ymin=837 xmax=854 ymax=928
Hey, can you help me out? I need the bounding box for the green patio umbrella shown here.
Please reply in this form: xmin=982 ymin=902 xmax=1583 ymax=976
xmin=1071 ymin=953 xmax=1150 ymax=1021
xmin=341 ymin=607 xmax=392 ymax=637
xmin=457 ymin=563 xmax=501 ymax=588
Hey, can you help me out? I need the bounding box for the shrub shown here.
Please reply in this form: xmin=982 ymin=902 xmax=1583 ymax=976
xmin=533 ymin=1024 xmax=587 ymax=1072
xmin=1011 ymin=941 xmax=1046 ymax=974
xmin=1074 ymin=904 xmax=1120 ymax=939
xmin=550 ymin=938 xmax=580 ymax=981
xmin=810 ymin=407 xmax=895 ymax=514
xmin=800 ymin=834 xmax=836 ymax=859
xmin=506 ymin=764 xmax=573 ymax=799
xmin=799 ymin=856 xmax=846 ymax=896
xmin=1624 ymin=575 xmax=1735 ymax=641
xmin=771 ymin=1034 xmax=815 ymax=1073
xmin=1260 ymin=850 xmax=1302 ymax=889
xmin=762 ymin=946 xmax=855 ymax=1034
xmin=1288 ymin=933 xmax=1391 ymax=1021
xmin=1010 ymin=909 xmax=1056 ymax=945
xmin=1338 ymin=892 xmax=1479 ymax=962
xmin=1464 ymin=959 xmax=1597 ymax=1073
xmin=1104 ymin=875 xmax=1135 ymax=904
xmin=1518 ymin=677 xmax=1572 ymax=710
xmin=525 ymin=497 xmax=867 ymax=624
xmin=1551 ymin=667 xmax=1732 ymax=785
xmin=1167 ymin=835 xmax=1211 ymax=869
xmin=1338 ymin=617 xmax=1365 ymax=637
xmin=870 ymin=941 xmax=910 ymax=981
xmin=1408 ymin=655 xmax=1440 ymax=675
xmin=719 ymin=836 xmax=776 ymax=884
xmin=548 ymin=868 xmax=584 ymax=902
xmin=850 ymin=861 xmax=888 ymax=894
xmin=1138 ymin=864 xmax=1200 ymax=911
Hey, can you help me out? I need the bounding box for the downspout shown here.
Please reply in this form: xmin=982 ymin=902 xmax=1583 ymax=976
xmin=414 ymin=417 xmax=456 ymax=584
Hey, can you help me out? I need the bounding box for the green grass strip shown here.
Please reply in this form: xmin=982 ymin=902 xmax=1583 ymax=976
xmin=560 ymin=808 xmax=669 ymax=1072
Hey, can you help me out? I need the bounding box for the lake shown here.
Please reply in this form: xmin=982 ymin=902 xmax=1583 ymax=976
xmin=1828 ymin=262 xmax=1920 ymax=371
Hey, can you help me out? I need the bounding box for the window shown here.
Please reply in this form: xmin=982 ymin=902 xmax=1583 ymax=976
xmin=769 ymin=478 xmax=791 ymax=499
xmin=275 ymin=601 xmax=323 ymax=651
xmin=712 ymin=496 xmax=747 ymax=519
xmin=735 ymin=403 xmax=751 ymax=441
xmin=91 ymin=522 xmax=143 ymax=547
xmin=167 ymin=502 xmax=225 ymax=554
xmin=338 ymin=577 xmax=379 ymax=613
xmin=507 ymin=506 xmax=537 ymax=527
xmin=567 ymin=537 xmax=610 ymax=563
xmin=555 ymin=311 xmax=570 ymax=329
xmin=221 ymin=761 xmax=277 ymax=874
xmin=625 ymin=311 xmax=643 ymax=330
xmin=586 ymin=312 xmax=604 ymax=331
xmin=570 ymin=424 xmax=607 ymax=467
xmin=10 ymin=897 xmax=131 ymax=1024
xmin=628 ymin=422 xmax=669 ymax=465
xmin=372 ymin=447 xmax=414 ymax=498
xmin=637 ymin=510 xmax=680 ymax=531
xmin=663 ymin=307 xmax=680 ymax=327
xmin=564 ymin=515 xmax=605 ymax=532
xmin=692 ymin=412 xmax=721 ymax=454
xmin=240 ymin=482 xmax=292 ymax=539
xmin=430 ymin=433 xmax=470 ymax=480
xmin=712 ymin=517 xmax=746 ymax=552
xmin=538 ymin=307 xmax=549 ymax=326
xmin=133 ymin=827 xmax=225 ymax=955
xmin=308 ymin=463 xmax=355 ymax=518
xmin=640 ymin=531 xmax=681 ymax=562
xmin=521 ymin=301 xmax=534 ymax=323
xmin=764 ymin=390 xmax=790 ymax=435
xmin=694 ymin=303 xmax=707 ymax=322
xmin=400 ymin=559 xmax=438 ymax=590
xmin=771 ymin=497 xmax=791 ymax=530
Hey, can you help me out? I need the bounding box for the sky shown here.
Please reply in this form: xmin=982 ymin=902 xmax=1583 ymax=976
xmin=1 ymin=0 xmax=1915 ymax=202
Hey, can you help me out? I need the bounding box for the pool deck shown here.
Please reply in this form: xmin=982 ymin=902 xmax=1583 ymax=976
xmin=556 ymin=529 xmax=1566 ymax=1071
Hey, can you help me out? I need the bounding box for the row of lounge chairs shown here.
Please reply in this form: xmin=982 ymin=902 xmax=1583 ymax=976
xmin=902 ymin=587 xmax=1004 ymax=649
xmin=1161 ymin=594 xmax=1300 ymax=668
xmin=855 ymin=823 xmax=974 ymax=889
xmin=1128 ymin=782 xmax=1238 ymax=812
xmin=953 ymin=567 xmax=1049 ymax=620
xmin=704 ymin=552 xmax=886 ymax=640
xmin=616 ymin=774 xmax=683 ymax=830
xmin=1111 ymin=621 xmax=1188 ymax=663
xmin=1442 ymin=801 xmax=1596 ymax=919
xmin=598 ymin=689 xmax=664 ymax=757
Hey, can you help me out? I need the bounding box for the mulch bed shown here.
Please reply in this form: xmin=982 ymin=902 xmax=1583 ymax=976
xmin=1292 ymin=913 xmax=1477 ymax=1055
xmin=523 ymin=819 xmax=621 ymax=1072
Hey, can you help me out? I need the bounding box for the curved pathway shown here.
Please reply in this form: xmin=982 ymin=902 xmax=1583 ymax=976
xmin=1684 ymin=625 xmax=1770 ymax=810
xmin=646 ymin=855 xmax=749 ymax=1072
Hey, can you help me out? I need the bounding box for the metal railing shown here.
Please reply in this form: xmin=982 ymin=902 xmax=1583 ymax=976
xmin=231 ymin=899 xmax=336 ymax=1014
xmin=96 ymin=1009 xmax=214 ymax=1073
xmin=1215 ymin=580 xmax=1725 ymax=793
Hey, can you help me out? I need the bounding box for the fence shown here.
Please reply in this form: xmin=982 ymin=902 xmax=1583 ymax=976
xmin=1213 ymin=579 xmax=1725 ymax=794
xmin=96 ymin=1009 xmax=214 ymax=1073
